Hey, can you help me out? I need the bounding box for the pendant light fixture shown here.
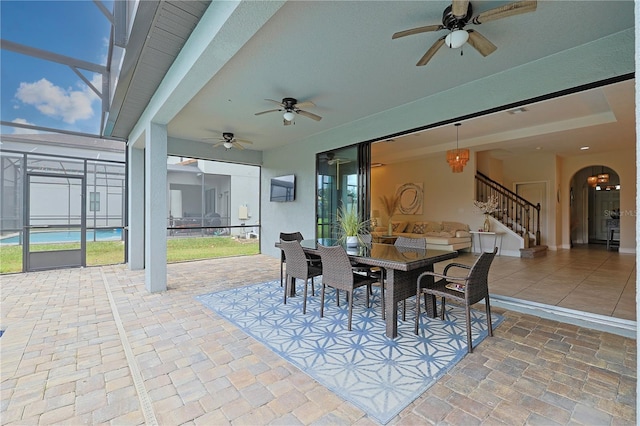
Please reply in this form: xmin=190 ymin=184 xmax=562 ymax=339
xmin=446 ymin=123 xmax=469 ymax=173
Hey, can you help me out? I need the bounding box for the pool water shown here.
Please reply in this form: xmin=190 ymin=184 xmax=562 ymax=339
xmin=0 ymin=229 xmax=123 ymax=245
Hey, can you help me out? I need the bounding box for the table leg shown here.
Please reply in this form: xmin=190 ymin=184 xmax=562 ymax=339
xmin=384 ymin=267 xmax=437 ymax=338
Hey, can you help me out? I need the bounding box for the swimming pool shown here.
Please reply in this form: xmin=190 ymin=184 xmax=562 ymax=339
xmin=0 ymin=229 xmax=123 ymax=245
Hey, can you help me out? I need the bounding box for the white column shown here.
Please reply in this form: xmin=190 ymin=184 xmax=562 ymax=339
xmin=145 ymin=122 xmax=167 ymax=292
xmin=127 ymin=144 xmax=145 ymax=270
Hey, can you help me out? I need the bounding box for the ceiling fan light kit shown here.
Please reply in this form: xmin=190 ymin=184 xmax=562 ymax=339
xmin=392 ymin=0 xmax=537 ymax=66
xmin=445 ymin=29 xmax=469 ymax=49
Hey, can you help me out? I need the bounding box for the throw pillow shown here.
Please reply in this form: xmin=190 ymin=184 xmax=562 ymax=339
xmin=412 ymin=222 xmax=425 ymax=234
xmin=391 ymin=221 xmax=408 ymax=233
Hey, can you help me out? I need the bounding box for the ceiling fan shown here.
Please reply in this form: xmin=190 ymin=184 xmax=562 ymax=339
xmin=392 ymin=0 xmax=537 ymax=66
xmin=321 ymin=152 xmax=352 ymax=166
xmin=254 ymin=97 xmax=322 ymax=125
xmin=203 ymin=132 xmax=253 ymax=150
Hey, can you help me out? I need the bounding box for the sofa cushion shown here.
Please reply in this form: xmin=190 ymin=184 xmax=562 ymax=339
xmin=424 ymin=221 xmax=443 ymax=232
xmin=442 ymin=221 xmax=470 ymax=233
xmin=456 ymin=230 xmax=471 ymax=238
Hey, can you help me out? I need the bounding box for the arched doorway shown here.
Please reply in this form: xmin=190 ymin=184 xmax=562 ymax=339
xmin=570 ymin=166 xmax=620 ymax=247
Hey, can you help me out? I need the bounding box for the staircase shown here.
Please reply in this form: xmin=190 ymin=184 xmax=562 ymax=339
xmin=475 ymin=172 xmax=547 ymax=256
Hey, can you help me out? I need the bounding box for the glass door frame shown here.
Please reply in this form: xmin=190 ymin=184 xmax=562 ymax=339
xmin=316 ymin=142 xmax=371 ymax=239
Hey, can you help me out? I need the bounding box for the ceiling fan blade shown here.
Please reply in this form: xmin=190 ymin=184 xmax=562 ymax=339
xmin=416 ymin=37 xmax=446 ymax=66
xmin=234 ymin=142 xmax=245 ymax=150
xmin=297 ymin=110 xmax=322 ymax=121
xmin=213 ymin=141 xmax=225 ymax=147
xmin=451 ymin=0 xmax=470 ymax=17
xmin=392 ymin=24 xmax=443 ymax=39
xmin=235 ymin=139 xmax=253 ymax=144
xmin=472 ymin=0 xmax=537 ymax=24
xmin=265 ymin=98 xmax=284 ymax=106
xmin=255 ymin=109 xmax=281 ymax=116
xmin=295 ymin=101 xmax=315 ymax=109
xmin=466 ymin=30 xmax=497 ymax=56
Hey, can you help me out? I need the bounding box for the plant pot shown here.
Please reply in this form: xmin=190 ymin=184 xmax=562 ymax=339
xmin=346 ymin=235 xmax=358 ymax=247
xmin=483 ymin=214 xmax=491 ymax=232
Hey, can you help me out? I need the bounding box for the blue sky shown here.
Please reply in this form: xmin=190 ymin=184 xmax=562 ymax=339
xmin=1 ymin=1 xmax=113 ymax=136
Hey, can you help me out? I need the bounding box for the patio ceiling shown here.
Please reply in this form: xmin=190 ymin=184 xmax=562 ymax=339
xmin=104 ymin=0 xmax=634 ymax=161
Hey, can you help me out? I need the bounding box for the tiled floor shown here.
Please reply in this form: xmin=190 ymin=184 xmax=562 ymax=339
xmin=462 ymin=244 xmax=636 ymax=321
xmin=1 ymin=247 xmax=636 ymax=425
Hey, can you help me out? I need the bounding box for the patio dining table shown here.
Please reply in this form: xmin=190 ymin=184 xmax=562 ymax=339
xmin=287 ymin=239 xmax=458 ymax=338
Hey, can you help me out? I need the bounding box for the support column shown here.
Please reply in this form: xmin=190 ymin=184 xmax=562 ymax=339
xmin=127 ymin=144 xmax=145 ymax=270
xmin=145 ymin=122 xmax=167 ymax=292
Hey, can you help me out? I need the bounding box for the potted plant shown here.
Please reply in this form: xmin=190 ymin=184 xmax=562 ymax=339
xmin=379 ymin=194 xmax=400 ymax=236
xmin=336 ymin=205 xmax=369 ymax=247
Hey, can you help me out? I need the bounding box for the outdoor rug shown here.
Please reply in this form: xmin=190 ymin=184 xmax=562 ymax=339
xmin=196 ymin=279 xmax=503 ymax=424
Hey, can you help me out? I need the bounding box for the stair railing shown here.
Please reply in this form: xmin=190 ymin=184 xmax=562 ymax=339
xmin=475 ymin=172 xmax=541 ymax=248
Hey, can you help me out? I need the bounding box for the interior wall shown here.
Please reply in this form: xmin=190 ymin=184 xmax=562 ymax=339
xmin=370 ymin=154 xmax=479 ymax=229
xmin=500 ymin=151 xmax=558 ymax=248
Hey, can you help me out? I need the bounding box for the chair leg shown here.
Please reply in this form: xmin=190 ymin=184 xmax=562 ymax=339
xmin=380 ymin=280 xmax=386 ymax=321
xmin=485 ymin=297 xmax=493 ymax=337
xmin=280 ymin=261 xmax=284 ymax=287
xmin=465 ymin=305 xmax=473 ymax=353
xmin=414 ymin=290 xmax=421 ymax=335
xmin=440 ymin=297 xmax=445 ymax=320
xmin=311 ymin=277 xmax=315 ymax=296
xmin=320 ymin=283 xmax=326 ymax=318
xmin=284 ymin=275 xmax=290 ymax=304
xmin=402 ymin=300 xmax=406 ymax=321
xmin=303 ymin=278 xmax=308 ymax=314
xmin=347 ymin=291 xmax=354 ymax=331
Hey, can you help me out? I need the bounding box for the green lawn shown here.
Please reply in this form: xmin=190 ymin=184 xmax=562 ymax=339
xmin=0 ymin=236 xmax=259 ymax=274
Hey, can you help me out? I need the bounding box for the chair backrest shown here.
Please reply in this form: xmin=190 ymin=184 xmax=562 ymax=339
xmin=394 ymin=236 xmax=426 ymax=249
xmin=280 ymin=240 xmax=309 ymax=279
xmin=280 ymin=232 xmax=304 ymax=261
xmin=318 ymin=244 xmax=353 ymax=291
xmin=360 ymin=233 xmax=372 ymax=244
xmin=465 ymin=247 xmax=497 ymax=304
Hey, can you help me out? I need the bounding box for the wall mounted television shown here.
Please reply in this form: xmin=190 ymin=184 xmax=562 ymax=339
xmin=270 ymin=174 xmax=295 ymax=202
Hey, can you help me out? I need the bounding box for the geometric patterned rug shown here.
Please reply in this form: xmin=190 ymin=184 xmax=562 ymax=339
xmin=196 ymin=279 xmax=503 ymax=424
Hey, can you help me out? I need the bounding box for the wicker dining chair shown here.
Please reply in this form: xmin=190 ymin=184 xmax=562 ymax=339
xmin=394 ymin=236 xmax=427 ymax=320
xmin=280 ymin=240 xmax=323 ymax=314
xmin=279 ymin=232 xmax=320 ymax=287
xmin=318 ymin=244 xmax=377 ymax=331
xmin=352 ymin=233 xmax=386 ymax=318
xmin=415 ymin=247 xmax=497 ymax=353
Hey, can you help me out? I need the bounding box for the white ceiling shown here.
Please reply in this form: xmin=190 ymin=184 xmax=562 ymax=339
xmin=166 ymin=1 xmax=635 ymax=160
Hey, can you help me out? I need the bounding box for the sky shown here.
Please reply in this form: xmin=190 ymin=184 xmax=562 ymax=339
xmin=1 ymin=0 xmax=113 ymax=136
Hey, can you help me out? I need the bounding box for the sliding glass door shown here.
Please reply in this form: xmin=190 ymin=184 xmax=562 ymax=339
xmin=316 ymin=144 xmax=370 ymax=239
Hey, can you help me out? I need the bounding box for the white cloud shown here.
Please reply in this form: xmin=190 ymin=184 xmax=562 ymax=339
xmin=14 ymin=75 xmax=101 ymax=124
xmin=11 ymin=118 xmax=39 ymax=134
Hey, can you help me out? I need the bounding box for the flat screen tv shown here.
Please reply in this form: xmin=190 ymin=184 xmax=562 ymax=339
xmin=270 ymin=174 xmax=295 ymax=202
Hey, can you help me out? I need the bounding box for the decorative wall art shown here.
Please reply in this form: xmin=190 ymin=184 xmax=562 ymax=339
xmin=396 ymin=182 xmax=423 ymax=215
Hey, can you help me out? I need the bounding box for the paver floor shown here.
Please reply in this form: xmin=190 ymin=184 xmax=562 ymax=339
xmin=1 ymin=253 xmax=636 ymax=425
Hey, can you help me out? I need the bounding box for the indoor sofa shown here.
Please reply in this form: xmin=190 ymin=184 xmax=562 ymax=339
xmin=373 ymin=220 xmax=472 ymax=252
